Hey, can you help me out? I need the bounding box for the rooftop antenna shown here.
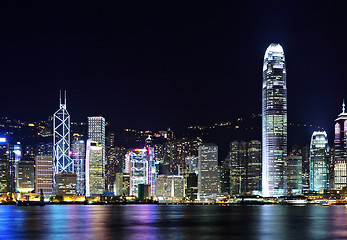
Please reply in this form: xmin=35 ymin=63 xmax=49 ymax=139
xmin=343 ymin=99 xmax=345 ymax=114
xmin=59 ymin=90 xmax=62 ymax=106
xmin=64 ymin=90 xmax=67 ymax=107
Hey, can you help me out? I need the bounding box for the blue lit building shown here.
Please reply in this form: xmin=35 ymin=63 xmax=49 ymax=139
xmin=71 ymin=139 xmax=85 ymax=196
xmin=310 ymin=131 xmax=329 ymax=191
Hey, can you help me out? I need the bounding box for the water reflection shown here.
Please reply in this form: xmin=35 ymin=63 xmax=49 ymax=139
xmin=327 ymin=205 xmax=347 ymax=239
xmin=1 ymin=205 xmax=347 ymax=239
xmin=257 ymin=205 xmax=344 ymax=240
xmin=0 ymin=206 xmax=26 ymax=239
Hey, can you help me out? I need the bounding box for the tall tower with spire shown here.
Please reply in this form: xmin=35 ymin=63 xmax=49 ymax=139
xmin=334 ymin=100 xmax=347 ymax=189
xmin=53 ymin=91 xmax=73 ymax=188
xmin=262 ymin=43 xmax=287 ymax=197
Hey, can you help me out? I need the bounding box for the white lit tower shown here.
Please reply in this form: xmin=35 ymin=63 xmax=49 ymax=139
xmin=262 ymin=43 xmax=287 ymax=197
xmin=310 ymin=131 xmax=329 ymax=191
xmin=53 ymin=91 xmax=73 ymax=188
xmin=88 ymin=117 xmax=106 ymax=185
xmin=129 ymin=149 xmax=148 ymax=196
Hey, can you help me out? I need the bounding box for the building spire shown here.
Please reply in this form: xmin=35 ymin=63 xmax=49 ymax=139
xmin=343 ymin=99 xmax=345 ymax=114
xmin=64 ymin=90 xmax=67 ymax=107
xmin=59 ymin=90 xmax=62 ymax=106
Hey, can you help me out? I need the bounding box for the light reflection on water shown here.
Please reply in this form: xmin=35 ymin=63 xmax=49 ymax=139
xmin=1 ymin=205 xmax=347 ymax=240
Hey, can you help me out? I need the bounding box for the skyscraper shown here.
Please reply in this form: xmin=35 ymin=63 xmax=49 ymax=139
xmin=0 ymin=139 xmax=9 ymax=194
xmin=287 ymin=146 xmax=303 ymax=194
xmin=85 ymin=139 xmax=104 ymax=196
xmin=230 ymin=141 xmax=247 ymax=195
xmin=88 ymin=116 xmax=106 ymax=186
xmin=198 ymin=143 xmax=219 ymax=201
xmin=262 ymin=43 xmax=287 ymax=197
xmin=129 ymin=148 xmax=148 ymax=196
xmin=35 ymin=143 xmax=53 ymax=195
xmin=310 ymin=131 xmax=329 ymax=191
xmin=16 ymin=158 xmax=35 ymax=193
xmin=53 ymin=91 xmax=73 ymax=190
xmin=220 ymin=153 xmax=231 ymax=195
xmin=106 ymin=132 xmax=117 ymax=190
xmin=71 ymin=139 xmax=85 ymax=195
xmin=247 ymin=140 xmax=262 ymax=194
xmin=155 ymin=175 xmax=184 ymax=198
xmin=35 ymin=155 xmax=53 ymax=195
xmin=334 ymin=101 xmax=347 ymax=190
xmin=302 ymin=145 xmax=310 ymax=192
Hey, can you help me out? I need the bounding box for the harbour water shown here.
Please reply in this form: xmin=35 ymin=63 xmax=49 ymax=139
xmin=1 ymin=205 xmax=347 ymax=240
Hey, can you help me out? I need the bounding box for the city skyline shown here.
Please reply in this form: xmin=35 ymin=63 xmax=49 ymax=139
xmin=0 ymin=1 xmax=346 ymax=133
xmin=1 ymin=2 xmax=347 ymax=239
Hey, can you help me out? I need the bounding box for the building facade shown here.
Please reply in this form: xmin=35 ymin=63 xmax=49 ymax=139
xmin=53 ymin=91 xmax=73 ymax=192
xmin=310 ymin=131 xmax=329 ymax=191
xmin=287 ymin=146 xmax=303 ymax=194
xmin=302 ymin=145 xmax=310 ymax=192
xmin=198 ymin=143 xmax=219 ymax=201
xmin=16 ymin=159 xmax=35 ymax=193
xmin=262 ymin=43 xmax=287 ymax=197
xmin=334 ymin=101 xmax=347 ymax=190
xmin=0 ymin=140 xmax=9 ymax=194
xmin=155 ymin=175 xmax=184 ymax=198
xmin=230 ymin=141 xmax=247 ymax=194
xmin=129 ymin=149 xmax=148 ymax=197
xmin=247 ymin=140 xmax=262 ymax=194
xmin=71 ymin=139 xmax=85 ymax=195
xmin=88 ymin=116 xmax=106 ymax=184
xmin=35 ymin=155 xmax=53 ymax=195
xmin=56 ymin=173 xmax=77 ymax=196
xmin=85 ymin=140 xmax=104 ymax=196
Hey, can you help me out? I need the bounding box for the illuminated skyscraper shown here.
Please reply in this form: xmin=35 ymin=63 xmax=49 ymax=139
xmin=129 ymin=149 xmax=148 ymax=196
xmin=301 ymin=145 xmax=310 ymax=192
xmin=0 ymin=139 xmax=9 ymax=194
xmin=85 ymin=140 xmax=104 ymax=196
xmin=262 ymin=43 xmax=287 ymax=197
xmin=88 ymin=117 xmax=106 ymax=185
xmin=155 ymin=175 xmax=184 ymax=198
xmin=56 ymin=173 xmax=77 ymax=196
xmin=35 ymin=143 xmax=53 ymax=195
xmin=247 ymin=140 xmax=262 ymax=194
xmin=230 ymin=141 xmax=247 ymax=194
xmin=310 ymin=131 xmax=329 ymax=191
xmin=147 ymin=147 xmax=156 ymax=196
xmin=16 ymin=158 xmax=35 ymax=193
xmin=198 ymin=143 xmax=219 ymax=201
xmin=53 ymin=91 xmax=73 ymax=190
xmin=286 ymin=146 xmax=303 ymax=194
xmin=35 ymin=155 xmax=53 ymax=195
xmin=71 ymin=139 xmax=85 ymax=195
xmin=334 ymin=101 xmax=347 ymax=189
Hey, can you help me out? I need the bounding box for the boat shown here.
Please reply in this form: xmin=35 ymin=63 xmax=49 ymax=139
xmin=16 ymin=201 xmax=46 ymax=206
xmin=282 ymin=195 xmax=307 ymax=205
xmin=321 ymin=201 xmax=330 ymax=206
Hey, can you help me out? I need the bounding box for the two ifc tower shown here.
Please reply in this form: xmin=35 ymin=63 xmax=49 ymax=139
xmin=262 ymin=43 xmax=287 ymax=197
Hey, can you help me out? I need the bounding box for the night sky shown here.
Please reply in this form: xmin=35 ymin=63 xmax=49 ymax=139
xmin=1 ymin=1 xmax=347 ymax=137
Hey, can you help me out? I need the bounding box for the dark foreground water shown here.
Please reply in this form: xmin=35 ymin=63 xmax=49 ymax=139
xmin=1 ymin=205 xmax=347 ymax=240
